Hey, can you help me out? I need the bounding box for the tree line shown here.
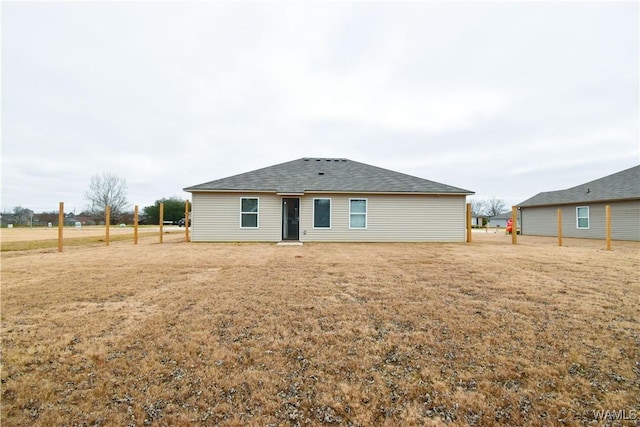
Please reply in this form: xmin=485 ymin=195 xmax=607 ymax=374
xmin=470 ymin=197 xmax=509 ymax=217
xmin=2 ymin=172 xmax=188 ymax=226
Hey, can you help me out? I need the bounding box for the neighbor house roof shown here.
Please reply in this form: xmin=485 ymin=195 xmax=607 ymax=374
xmin=184 ymin=158 xmax=474 ymax=195
xmin=518 ymin=165 xmax=640 ymax=208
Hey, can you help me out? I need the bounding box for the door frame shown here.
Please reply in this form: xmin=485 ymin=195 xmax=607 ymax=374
xmin=282 ymin=198 xmax=300 ymax=241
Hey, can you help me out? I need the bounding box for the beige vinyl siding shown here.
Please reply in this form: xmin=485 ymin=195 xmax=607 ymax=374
xmin=192 ymin=192 xmax=468 ymax=242
xmin=521 ymin=201 xmax=639 ymax=241
xmin=191 ymin=193 xmax=281 ymax=242
xmin=300 ymin=194 xmax=466 ymax=242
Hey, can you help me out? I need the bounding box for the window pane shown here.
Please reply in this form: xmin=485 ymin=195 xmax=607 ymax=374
xmin=350 ymin=214 xmax=366 ymax=228
xmin=350 ymin=199 xmax=366 ymax=214
xmin=242 ymin=198 xmax=258 ymax=213
xmin=242 ymin=213 xmax=257 ymax=228
xmin=314 ymin=199 xmax=330 ymax=228
xmin=577 ymin=207 xmax=589 ymax=228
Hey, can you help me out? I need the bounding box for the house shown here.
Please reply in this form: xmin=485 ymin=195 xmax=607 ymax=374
xmin=184 ymin=158 xmax=474 ymax=243
xmin=470 ymin=215 xmax=486 ymax=227
xmin=517 ymin=165 xmax=640 ymax=241
xmin=0 ymin=213 xmax=18 ymax=227
xmin=488 ymin=212 xmax=520 ymax=229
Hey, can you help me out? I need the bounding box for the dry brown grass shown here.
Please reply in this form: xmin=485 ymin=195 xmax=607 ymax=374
xmin=1 ymin=232 xmax=639 ymax=426
xmin=0 ymin=226 xmax=181 ymax=251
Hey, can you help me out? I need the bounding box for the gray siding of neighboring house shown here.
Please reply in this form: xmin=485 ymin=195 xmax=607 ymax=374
xmin=488 ymin=218 xmax=520 ymax=228
xmin=521 ymin=200 xmax=640 ymax=241
xmin=192 ymin=192 xmax=467 ymax=242
xmin=488 ymin=218 xmax=508 ymax=228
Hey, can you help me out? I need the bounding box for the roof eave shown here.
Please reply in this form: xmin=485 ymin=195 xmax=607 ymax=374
xmin=183 ymin=188 xmax=277 ymax=194
xmin=305 ymin=190 xmax=474 ymax=196
xmin=185 ymin=188 xmax=474 ymax=196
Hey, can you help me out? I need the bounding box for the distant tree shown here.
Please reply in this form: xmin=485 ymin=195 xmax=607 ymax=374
xmin=38 ymin=211 xmax=60 ymax=225
xmin=13 ymin=206 xmax=34 ymax=226
xmin=76 ymin=210 xmax=101 ymax=225
xmin=469 ymin=199 xmax=487 ymax=216
xmin=485 ymin=197 xmax=508 ymax=217
xmin=84 ymin=172 xmax=129 ymax=224
xmin=143 ymin=197 xmax=187 ymax=225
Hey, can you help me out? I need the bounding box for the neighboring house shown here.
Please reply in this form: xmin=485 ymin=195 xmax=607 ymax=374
xmin=471 ymin=215 xmax=488 ymax=227
xmin=517 ymin=165 xmax=640 ymax=241
xmin=488 ymin=212 xmax=520 ymax=229
xmin=63 ymin=217 xmax=81 ymax=226
xmin=0 ymin=213 xmax=18 ymax=227
xmin=0 ymin=214 xmax=18 ymax=227
xmin=184 ymin=158 xmax=474 ymax=243
xmin=74 ymin=215 xmax=99 ymax=226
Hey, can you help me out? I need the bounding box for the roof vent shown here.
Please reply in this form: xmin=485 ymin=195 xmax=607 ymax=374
xmin=318 ymin=172 xmax=324 ymax=175
xmin=586 ymin=188 xmax=590 ymax=193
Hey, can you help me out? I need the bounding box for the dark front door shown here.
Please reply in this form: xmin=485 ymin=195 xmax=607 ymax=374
xmin=282 ymin=198 xmax=300 ymax=240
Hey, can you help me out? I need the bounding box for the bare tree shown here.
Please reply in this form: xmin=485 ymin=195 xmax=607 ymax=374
xmin=485 ymin=197 xmax=507 ymax=217
xmin=13 ymin=206 xmax=34 ymax=226
xmin=469 ymin=198 xmax=487 ymax=216
xmin=84 ymin=172 xmax=129 ymax=223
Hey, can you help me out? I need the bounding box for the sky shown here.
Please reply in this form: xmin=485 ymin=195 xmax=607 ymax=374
xmin=2 ymin=1 xmax=638 ymax=215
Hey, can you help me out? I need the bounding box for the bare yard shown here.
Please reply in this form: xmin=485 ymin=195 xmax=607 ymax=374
xmin=1 ymin=231 xmax=639 ymax=426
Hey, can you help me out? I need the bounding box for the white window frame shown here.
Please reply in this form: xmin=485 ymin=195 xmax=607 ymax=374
xmin=576 ymin=206 xmax=589 ymax=229
xmin=240 ymin=197 xmax=259 ymax=228
xmin=349 ymin=198 xmax=367 ymax=229
xmin=313 ymin=198 xmax=331 ymax=229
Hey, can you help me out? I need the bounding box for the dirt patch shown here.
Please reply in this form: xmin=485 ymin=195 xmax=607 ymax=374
xmin=1 ymin=233 xmax=638 ymax=425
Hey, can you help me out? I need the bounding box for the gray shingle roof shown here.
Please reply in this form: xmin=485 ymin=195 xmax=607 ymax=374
xmin=518 ymin=165 xmax=640 ymax=207
xmin=184 ymin=158 xmax=473 ymax=195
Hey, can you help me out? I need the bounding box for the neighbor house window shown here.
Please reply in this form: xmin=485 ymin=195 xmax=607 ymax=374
xmin=576 ymin=206 xmax=589 ymax=229
xmin=350 ymin=199 xmax=367 ymax=229
xmin=313 ymin=198 xmax=331 ymax=228
xmin=241 ymin=198 xmax=259 ymax=228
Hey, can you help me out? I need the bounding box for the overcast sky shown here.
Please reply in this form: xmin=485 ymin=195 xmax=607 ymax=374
xmin=2 ymin=1 xmax=638 ymax=214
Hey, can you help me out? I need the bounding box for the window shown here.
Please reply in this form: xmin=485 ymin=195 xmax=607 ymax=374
xmin=576 ymin=206 xmax=589 ymax=229
xmin=350 ymin=199 xmax=367 ymax=229
xmin=241 ymin=198 xmax=259 ymax=228
xmin=313 ymin=198 xmax=331 ymax=228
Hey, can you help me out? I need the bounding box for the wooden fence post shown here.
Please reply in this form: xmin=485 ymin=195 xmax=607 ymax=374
xmin=58 ymin=202 xmax=64 ymax=253
xmin=466 ymin=202 xmax=472 ymax=243
xmin=159 ymin=203 xmax=164 ymax=244
xmin=606 ymin=205 xmax=611 ymax=251
xmin=185 ymin=200 xmax=190 ymax=242
xmin=134 ymin=205 xmax=139 ymax=245
xmin=557 ymin=209 xmax=562 ymax=247
xmin=511 ymin=206 xmax=518 ymax=245
xmin=105 ymin=205 xmax=110 ymax=246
